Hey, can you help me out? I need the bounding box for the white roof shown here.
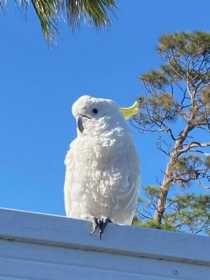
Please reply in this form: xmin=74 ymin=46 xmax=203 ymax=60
xmin=0 ymin=208 xmax=209 ymax=279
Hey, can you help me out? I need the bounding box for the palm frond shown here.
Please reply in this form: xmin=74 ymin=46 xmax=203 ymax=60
xmin=0 ymin=0 xmax=116 ymax=40
xmin=66 ymin=0 xmax=116 ymax=27
xmin=31 ymin=0 xmax=59 ymax=40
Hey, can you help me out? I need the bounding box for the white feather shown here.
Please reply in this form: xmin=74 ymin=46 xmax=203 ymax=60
xmin=64 ymin=96 xmax=140 ymax=225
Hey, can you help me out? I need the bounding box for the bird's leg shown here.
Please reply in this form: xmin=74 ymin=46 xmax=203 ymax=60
xmin=90 ymin=217 xmax=99 ymax=234
xmin=90 ymin=217 xmax=112 ymax=239
xmin=98 ymin=218 xmax=112 ymax=240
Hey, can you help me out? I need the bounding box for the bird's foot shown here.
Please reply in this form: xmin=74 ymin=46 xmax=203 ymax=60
xmin=90 ymin=217 xmax=112 ymax=240
xmin=90 ymin=217 xmax=99 ymax=235
xmin=98 ymin=217 xmax=112 ymax=240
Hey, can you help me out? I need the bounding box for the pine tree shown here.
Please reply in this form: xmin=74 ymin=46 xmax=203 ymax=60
xmin=134 ymin=32 xmax=210 ymax=235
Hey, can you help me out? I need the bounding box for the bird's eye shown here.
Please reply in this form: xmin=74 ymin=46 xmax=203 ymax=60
xmin=92 ymin=108 xmax=98 ymax=114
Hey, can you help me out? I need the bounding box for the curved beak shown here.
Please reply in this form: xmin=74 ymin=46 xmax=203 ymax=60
xmin=77 ymin=116 xmax=84 ymax=133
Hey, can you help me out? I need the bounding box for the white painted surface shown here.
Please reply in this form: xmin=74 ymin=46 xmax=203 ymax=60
xmin=0 ymin=208 xmax=209 ymax=280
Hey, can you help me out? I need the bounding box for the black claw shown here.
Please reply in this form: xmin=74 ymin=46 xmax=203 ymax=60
xmin=90 ymin=217 xmax=111 ymax=239
xmin=98 ymin=218 xmax=111 ymax=240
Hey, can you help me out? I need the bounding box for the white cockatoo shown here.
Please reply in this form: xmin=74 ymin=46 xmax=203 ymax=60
xmin=64 ymin=95 xmax=140 ymax=238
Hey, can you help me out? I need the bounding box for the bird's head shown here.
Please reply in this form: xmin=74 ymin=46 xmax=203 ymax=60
xmin=72 ymin=95 xmax=127 ymax=135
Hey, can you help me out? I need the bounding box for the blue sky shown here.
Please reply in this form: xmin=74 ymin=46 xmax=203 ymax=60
xmin=0 ymin=0 xmax=210 ymax=215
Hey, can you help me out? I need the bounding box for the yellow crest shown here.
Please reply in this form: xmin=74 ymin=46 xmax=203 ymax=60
xmin=120 ymin=98 xmax=144 ymax=120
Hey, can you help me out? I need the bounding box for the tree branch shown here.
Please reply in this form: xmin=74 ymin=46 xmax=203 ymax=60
xmin=179 ymin=141 xmax=210 ymax=154
xmin=154 ymin=121 xmax=195 ymax=224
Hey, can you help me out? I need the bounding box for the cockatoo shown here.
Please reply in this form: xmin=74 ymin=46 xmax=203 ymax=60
xmin=64 ymin=95 xmax=140 ymax=238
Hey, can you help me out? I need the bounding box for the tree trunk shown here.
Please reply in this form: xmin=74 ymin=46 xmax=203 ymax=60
xmin=154 ymin=124 xmax=194 ymax=224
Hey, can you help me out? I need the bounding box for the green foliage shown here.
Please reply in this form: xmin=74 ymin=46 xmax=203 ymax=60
xmin=201 ymin=86 xmax=210 ymax=105
xmin=158 ymin=32 xmax=210 ymax=57
xmin=31 ymin=0 xmax=58 ymax=39
xmin=67 ymin=0 xmax=116 ymax=27
xmin=206 ymin=155 xmax=210 ymax=168
xmin=172 ymin=154 xmax=209 ymax=187
xmin=134 ymin=31 xmax=210 ymax=235
xmin=0 ymin=0 xmax=116 ymax=39
xmin=165 ymin=194 xmax=210 ymax=234
xmin=135 ymin=219 xmax=175 ymax=231
xmin=141 ymin=70 xmax=171 ymax=88
xmin=135 ymin=186 xmax=210 ymax=235
xmin=140 ymin=32 xmax=210 ymax=91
